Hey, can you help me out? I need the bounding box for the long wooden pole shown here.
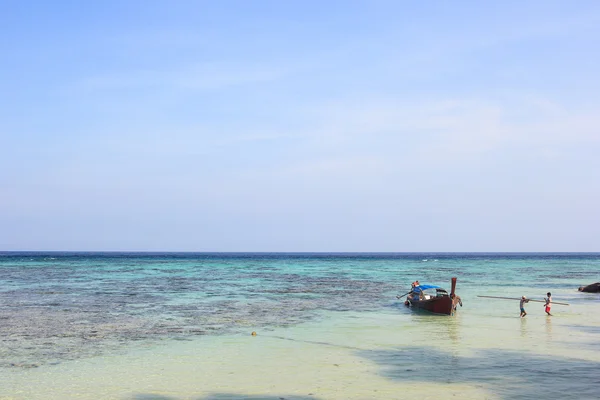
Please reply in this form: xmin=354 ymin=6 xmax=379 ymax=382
xmin=396 ymin=291 xmax=412 ymax=300
xmin=477 ymin=295 xmax=569 ymax=306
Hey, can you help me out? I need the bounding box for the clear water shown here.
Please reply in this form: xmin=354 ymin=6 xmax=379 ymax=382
xmin=1 ymin=253 xmax=599 ymax=399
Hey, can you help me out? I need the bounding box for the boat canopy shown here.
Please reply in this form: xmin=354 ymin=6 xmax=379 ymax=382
xmin=412 ymin=284 xmax=442 ymax=293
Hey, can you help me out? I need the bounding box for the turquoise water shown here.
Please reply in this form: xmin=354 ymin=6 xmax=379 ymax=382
xmin=1 ymin=253 xmax=599 ymax=399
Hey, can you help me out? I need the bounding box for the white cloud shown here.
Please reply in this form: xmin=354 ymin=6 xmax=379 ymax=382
xmin=301 ymin=95 xmax=600 ymax=161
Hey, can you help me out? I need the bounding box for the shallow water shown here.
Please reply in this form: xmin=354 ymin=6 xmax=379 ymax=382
xmin=1 ymin=253 xmax=599 ymax=399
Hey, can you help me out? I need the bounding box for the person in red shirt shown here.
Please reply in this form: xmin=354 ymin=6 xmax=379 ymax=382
xmin=544 ymin=292 xmax=552 ymax=316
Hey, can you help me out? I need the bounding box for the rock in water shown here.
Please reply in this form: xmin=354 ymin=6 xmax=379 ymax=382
xmin=578 ymin=282 xmax=600 ymax=293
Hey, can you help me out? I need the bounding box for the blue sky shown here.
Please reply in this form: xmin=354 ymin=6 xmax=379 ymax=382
xmin=1 ymin=1 xmax=599 ymax=251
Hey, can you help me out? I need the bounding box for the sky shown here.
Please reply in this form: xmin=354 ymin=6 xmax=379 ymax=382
xmin=1 ymin=0 xmax=599 ymax=252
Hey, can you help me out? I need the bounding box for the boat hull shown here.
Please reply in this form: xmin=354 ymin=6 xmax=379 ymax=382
xmin=405 ymin=277 xmax=460 ymax=315
xmin=407 ymin=296 xmax=455 ymax=315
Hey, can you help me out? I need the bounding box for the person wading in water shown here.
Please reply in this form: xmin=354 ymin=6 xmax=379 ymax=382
xmin=544 ymin=292 xmax=552 ymax=316
xmin=520 ymin=296 xmax=530 ymax=318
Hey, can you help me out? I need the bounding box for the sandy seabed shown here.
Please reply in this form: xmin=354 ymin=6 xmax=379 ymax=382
xmin=3 ymin=298 xmax=600 ymax=400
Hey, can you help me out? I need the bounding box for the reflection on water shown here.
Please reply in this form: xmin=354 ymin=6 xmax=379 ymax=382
xmin=520 ymin=317 xmax=528 ymax=338
xmin=546 ymin=317 xmax=553 ymax=340
xmin=407 ymin=312 xmax=463 ymax=347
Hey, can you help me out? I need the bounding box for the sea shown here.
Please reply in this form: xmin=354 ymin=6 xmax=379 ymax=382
xmin=1 ymin=252 xmax=599 ymax=400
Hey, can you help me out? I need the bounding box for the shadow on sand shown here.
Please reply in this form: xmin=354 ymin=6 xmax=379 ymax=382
xmin=133 ymin=394 xmax=322 ymax=400
xmin=357 ymin=346 xmax=600 ymax=399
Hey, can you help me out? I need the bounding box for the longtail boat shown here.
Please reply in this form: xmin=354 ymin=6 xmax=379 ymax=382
xmin=403 ymin=277 xmax=462 ymax=315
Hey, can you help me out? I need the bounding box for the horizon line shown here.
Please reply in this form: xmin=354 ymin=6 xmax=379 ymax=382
xmin=1 ymin=250 xmax=600 ymax=254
